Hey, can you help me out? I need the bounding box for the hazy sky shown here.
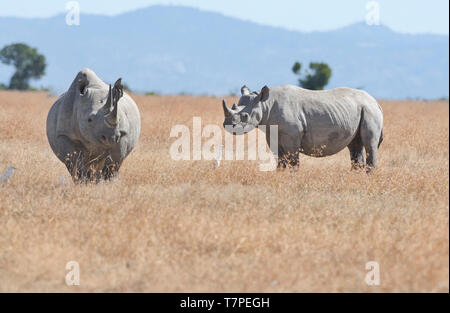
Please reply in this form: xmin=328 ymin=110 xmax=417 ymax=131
xmin=0 ymin=0 xmax=448 ymax=34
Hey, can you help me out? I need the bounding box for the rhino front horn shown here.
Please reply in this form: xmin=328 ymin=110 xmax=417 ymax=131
xmin=105 ymin=84 xmax=118 ymax=127
xmin=222 ymin=99 xmax=233 ymax=118
xmin=103 ymin=84 xmax=113 ymax=113
xmin=110 ymin=92 xmax=118 ymax=121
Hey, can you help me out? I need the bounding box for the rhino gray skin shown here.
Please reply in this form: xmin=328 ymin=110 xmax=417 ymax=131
xmin=46 ymin=68 xmax=141 ymax=182
xmin=222 ymin=84 xmax=383 ymax=171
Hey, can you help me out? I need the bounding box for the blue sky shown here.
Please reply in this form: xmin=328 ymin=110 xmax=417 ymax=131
xmin=0 ymin=0 xmax=448 ymax=34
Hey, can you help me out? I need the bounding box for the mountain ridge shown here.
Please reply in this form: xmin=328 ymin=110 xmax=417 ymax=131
xmin=0 ymin=5 xmax=448 ymax=98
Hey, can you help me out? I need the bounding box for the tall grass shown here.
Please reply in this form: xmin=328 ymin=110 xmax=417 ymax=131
xmin=0 ymin=91 xmax=448 ymax=292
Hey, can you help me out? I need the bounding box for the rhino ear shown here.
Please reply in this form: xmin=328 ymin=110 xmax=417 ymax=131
xmin=114 ymin=78 xmax=122 ymax=90
xmin=258 ymin=85 xmax=269 ymax=102
xmin=241 ymin=85 xmax=250 ymax=96
xmin=78 ymin=73 xmax=89 ymax=95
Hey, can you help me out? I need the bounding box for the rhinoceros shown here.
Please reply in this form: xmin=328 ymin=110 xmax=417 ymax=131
xmin=222 ymin=85 xmax=383 ymax=171
xmin=46 ymin=68 xmax=141 ymax=182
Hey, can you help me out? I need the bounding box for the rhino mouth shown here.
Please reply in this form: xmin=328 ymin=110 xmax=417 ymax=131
xmin=224 ymin=123 xmax=255 ymax=135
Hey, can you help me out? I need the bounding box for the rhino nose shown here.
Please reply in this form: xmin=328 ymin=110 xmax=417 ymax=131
xmin=99 ymin=134 xmax=119 ymax=145
xmin=107 ymin=135 xmax=118 ymax=144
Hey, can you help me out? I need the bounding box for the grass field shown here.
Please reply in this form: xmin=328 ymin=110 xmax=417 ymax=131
xmin=0 ymin=91 xmax=448 ymax=292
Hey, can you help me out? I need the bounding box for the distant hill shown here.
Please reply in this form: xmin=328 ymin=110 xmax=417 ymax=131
xmin=0 ymin=5 xmax=448 ymax=98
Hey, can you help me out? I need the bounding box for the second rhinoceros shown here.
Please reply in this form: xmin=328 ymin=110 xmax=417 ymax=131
xmin=222 ymin=85 xmax=383 ymax=171
xmin=46 ymin=68 xmax=141 ymax=182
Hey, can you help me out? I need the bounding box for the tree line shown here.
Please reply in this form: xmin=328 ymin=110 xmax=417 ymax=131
xmin=0 ymin=42 xmax=332 ymax=91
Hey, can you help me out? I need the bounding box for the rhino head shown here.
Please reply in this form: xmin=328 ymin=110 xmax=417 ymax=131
xmin=75 ymin=70 xmax=126 ymax=149
xmin=222 ymin=85 xmax=269 ymax=135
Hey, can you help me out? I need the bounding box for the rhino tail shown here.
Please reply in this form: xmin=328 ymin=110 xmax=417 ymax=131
xmin=378 ymin=129 xmax=384 ymax=148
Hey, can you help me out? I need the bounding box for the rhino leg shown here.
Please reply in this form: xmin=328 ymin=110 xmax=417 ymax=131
xmin=277 ymin=146 xmax=288 ymax=169
xmin=56 ymin=135 xmax=89 ymax=183
xmin=262 ymin=126 xmax=283 ymax=169
xmin=276 ymin=133 xmax=302 ymax=170
xmin=101 ymin=157 xmax=121 ymax=181
xmin=347 ymin=132 xmax=365 ymax=170
xmin=364 ymin=142 xmax=378 ymax=173
xmin=101 ymin=141 xmax=128 ymax=180
xmin=278 ymin=149 xmax=301 ymax=169
xmin=360 ymin=123 xmax=382 ymax=173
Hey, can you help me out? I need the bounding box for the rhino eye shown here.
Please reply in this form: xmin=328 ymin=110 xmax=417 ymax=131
xmin=88 ymin=118 xmax=93 ymax=123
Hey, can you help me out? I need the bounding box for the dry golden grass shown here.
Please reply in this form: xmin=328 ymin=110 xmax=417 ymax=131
xmin=0 ymin=90 xmax=448 ymax=292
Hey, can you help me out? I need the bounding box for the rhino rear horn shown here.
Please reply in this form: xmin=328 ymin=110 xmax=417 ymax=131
xmin=222 ymin=100 xmax=233 ymax=118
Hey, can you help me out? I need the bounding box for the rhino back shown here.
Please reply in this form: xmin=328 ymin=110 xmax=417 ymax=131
xmin=267 ymin=85 xmax=374 ymax=156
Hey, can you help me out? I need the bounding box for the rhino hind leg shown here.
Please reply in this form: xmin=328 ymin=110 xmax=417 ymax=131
xmin=360 ymin=122 xmax=382 ymax=173
xmin=363 ymin=141 xmax=378 ymax=173
xmin=347 ymin=132 xmax=365 ymax=170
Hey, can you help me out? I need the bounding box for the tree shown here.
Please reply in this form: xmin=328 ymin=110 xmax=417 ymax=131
xmin=0 ymin=43 xmax=46 ymax=90
xmin=292 ymin=61 xmax=332 ymax=90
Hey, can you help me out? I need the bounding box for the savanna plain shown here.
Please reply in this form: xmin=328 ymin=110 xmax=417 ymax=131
xmin=0 ymin=91 xmax=448 ymax=292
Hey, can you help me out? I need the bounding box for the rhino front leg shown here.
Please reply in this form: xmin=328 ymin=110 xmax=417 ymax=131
xmin=101 ymin=140 xmax=128 ymax=180
xmin=56 ymin=135 xmax=89 ymax=183
xmin=277 ymin=149 xmax=301 ymax=169
xmin=277 ymin=146 xmax=288 ymax=169
xmin=277 ymin=132 xmax=303 ymax=170
xmin=262 ymin=126 xmax=283 ymax=169
xmin=101 ymin=157 xmax=122 ymax=181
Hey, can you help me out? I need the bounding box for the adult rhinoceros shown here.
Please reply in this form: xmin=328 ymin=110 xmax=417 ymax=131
xmin=46 ymin=68 xmax=141 ymax=182
xmin=222 ymin=85 xmax=383 ymax=171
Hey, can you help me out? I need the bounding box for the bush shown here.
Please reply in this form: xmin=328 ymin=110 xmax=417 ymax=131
xmin=292 ymin=61 xmax=332 ymax=90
